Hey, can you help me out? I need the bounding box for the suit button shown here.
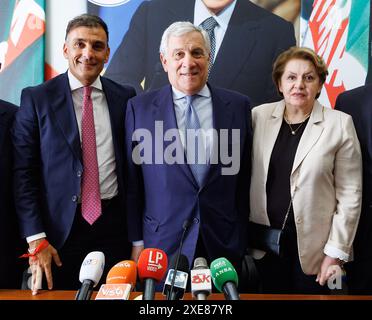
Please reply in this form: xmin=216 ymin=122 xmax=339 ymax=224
xmin=72 ymin=195 xmax=78 ymax=202
xmin=193 ymin=218 xmax=199 ymax=224
xmin=77 ymin=170 xmax=82 ymax=177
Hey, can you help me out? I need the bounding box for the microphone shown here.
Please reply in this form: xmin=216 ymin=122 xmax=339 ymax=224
xmin=75 ymin=251 xmax=105 ymax=300
xmin=210 ymin=257 xmax=240 ymax=300
xmin=95 ymin=260 xmax=137 ymax=300
xmin=106 ymin=260 xmax=137 ymax=287
xmin=191 ymin=257 xmax=212 ymax=300
xmin=162 ymin=254 xmax=189 ymax=300
xmin=167 ymin=219 xmax=192 ymax=299
xmin=137 ymin=248 xmax=168 ymax=300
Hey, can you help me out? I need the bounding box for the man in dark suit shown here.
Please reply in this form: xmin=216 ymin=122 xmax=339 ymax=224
xmin=0 ymin=99 xmax=25 ymax=288
xmin=105 ymin=0 xmax=296 ymax=106
xmin=12 ymin=14 xmax=136 ymax=294
xmin=335 ymin=85 xmax=372 ymax=294
xmin=126 ymin=21 xmax=252 ymax=273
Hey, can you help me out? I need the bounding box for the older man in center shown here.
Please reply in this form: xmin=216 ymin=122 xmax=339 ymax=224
xmin=125 ymin=21 xmax=252 ymax=273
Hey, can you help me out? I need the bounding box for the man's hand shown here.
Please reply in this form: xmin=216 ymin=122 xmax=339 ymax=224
xmin=130 ymin=245 xmax=144 ymax=263
xmin=28 ymin=238 xmax=62 ymax=295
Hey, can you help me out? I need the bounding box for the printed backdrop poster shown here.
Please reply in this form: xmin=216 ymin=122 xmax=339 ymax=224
xmin=300 ymin=0 xmax=370 ymax=108
xmin=45 ymin=0 xmax=143 ymax=80
xmin=0 ymin=0 xmax=45 ymax=105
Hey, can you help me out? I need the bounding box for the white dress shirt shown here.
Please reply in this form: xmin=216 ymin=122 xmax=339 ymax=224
xmin=172 ymin=85 xmax=214 ymax=161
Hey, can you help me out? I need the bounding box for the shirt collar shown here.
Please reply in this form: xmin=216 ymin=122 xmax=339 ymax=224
xmin=172 ymin=84 xmax=211 ymax=102
xmin=194 ymin=0 xmax=236 ymax=32
xmin=67 ymin=70 xmax=102 ymax=92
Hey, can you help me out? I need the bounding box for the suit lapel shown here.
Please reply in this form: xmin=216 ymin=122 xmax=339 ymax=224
xmin=153 ymin=85 xmax=196 ymax=185
xmin=291 ymin=101 xmax=324 ymax=174
xmin=167 ymin=0 xmax=195 ymax=20
xmin=101 ymin=77 xmax=123 ymax=167
xmin=201 ymin=85 xmax=233 ymax=189
xmin=209 ymin=0 xmax=258 ymax=88
xmin=262 ymin=101 xmax=285 ymax=178
xmin=49 ymin=73 xmax=82 ymax=163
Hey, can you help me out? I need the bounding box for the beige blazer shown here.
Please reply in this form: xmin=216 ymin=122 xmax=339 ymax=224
xmin=250 ymin=100 xmax=362 ymax=275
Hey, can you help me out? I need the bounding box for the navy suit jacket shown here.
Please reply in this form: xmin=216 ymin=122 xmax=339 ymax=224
xmin=105 ymin=0 xmax=296 ymax=106
xmin=12 ymin=73 xmax=136 ymax=249
xmin=125 ymin=84 xmax=252 ymax=268
xmin=335 ymin=85 xmax=372 ymax=261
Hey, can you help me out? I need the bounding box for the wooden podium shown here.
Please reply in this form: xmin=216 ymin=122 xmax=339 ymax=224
xmin=1 ymin=290 xmax=372 ymax=300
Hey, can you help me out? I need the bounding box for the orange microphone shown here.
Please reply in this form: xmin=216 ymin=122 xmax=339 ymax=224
xmin=95 ymin=260 xmax=137 ymax=300
xmin=106 ymin=260 xmax=137 ymax=287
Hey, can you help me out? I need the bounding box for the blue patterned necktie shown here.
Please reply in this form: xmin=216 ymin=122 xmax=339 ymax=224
xmin=200 ymin=16 xmax=218 ymax=73
xmin=184 ymin=95 xmax=207 ymax=187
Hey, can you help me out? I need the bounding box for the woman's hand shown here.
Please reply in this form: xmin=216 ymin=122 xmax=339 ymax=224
xmin=316 ymin=255 xmax=344 ymax=286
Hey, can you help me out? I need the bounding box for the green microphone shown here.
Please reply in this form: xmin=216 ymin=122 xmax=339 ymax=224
xmin=210 ymin=257 xmax=240 ymax=300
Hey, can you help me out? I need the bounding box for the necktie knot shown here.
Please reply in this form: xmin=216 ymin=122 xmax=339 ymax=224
xmin=83 ymin=86 xmax=92 ymax=98
xmin=185 ymin=94 xmax=196 ymax=106
xmin=201 ymin=16 xmax=218 ymax=31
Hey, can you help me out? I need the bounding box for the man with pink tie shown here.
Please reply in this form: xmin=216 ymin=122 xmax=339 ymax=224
xmin=12 ymin=14 xmax=135 ymax=294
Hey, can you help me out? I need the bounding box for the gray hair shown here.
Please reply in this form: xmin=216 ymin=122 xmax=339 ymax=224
xmin=159 ymin=21 xmax=211 ymax=56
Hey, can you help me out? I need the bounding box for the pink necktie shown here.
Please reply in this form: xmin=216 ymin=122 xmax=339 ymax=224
xmin=81 ymin=86 xmax=101 ymax=225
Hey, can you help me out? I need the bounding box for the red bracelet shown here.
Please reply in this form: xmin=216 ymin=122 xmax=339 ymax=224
xmin=20 ymin=239 xmax=50 ymax=258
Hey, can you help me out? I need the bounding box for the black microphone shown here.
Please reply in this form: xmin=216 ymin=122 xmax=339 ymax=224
xmin=162 ymin=254 xmax=189 ymax=300
xmin=167 ymin=219 xmax=192 ymax=299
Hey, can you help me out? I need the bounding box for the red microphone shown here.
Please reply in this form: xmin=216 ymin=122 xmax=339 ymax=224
xmin=95 ymin=260 xmax=137 ymax=300
xmin=137 ymin=248 xmax=168 ymax=300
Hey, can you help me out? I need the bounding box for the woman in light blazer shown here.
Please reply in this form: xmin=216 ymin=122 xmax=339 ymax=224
xmin=249 ymin=47 xmax=362 ymax=294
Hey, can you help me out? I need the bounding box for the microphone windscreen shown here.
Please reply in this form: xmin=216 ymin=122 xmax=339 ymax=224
xmin=169 ymin=253 xmax=189 ymax=272
xmin=79 ymin=251 xmax=105 ymax=287
xmin=137 ymin=248 xmax=168 ymax=283
xmin=193 ymin=257 xmax=208 ymax=269
xmin=210 ymin=257 xmax=238 ymax=292
xmin=106 ymin=260 xmax=137 ymax=287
